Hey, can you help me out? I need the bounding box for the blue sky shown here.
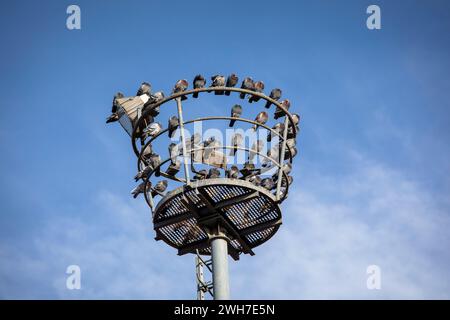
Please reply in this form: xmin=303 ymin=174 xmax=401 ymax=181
xmin=0 ymin=0 xmax=450 ymax=299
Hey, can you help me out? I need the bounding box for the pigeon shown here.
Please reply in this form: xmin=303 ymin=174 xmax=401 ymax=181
xmin=189 ymin=133 xmax=203 ymax=162
xmin=141 ymin=144 xmax=153 ymax=161
xmin=240 ymin=161 xmax=260 ymax=177
xmin=280 ymin=175 xmax=294 ymax=187
xmin=267 ymin=123 xmax=285 ymax=142
xmin=142 ymin=122 xmax=162 ymax=140
xmin=226 ymin=165 xmax=239 ymax=179
xmin=285 ymin=138 xmax=296 ymax=150
xmin=284 ymin=145 xmax=297 ymax=160
xmin=287 ymin=113 xmax=300 ymax=136
xmin=153 ymin=91 xmax=165 ymax=103
xmin=111 ymin=92 xmax=124 ymax=113
xmin=143 ymin=91 xmax=164 ymax=117
xmin=282 ymin=163 xmax=292 ymax=175
xmin=134 ymin=165 xmax=153 ymax=182
xmin=240 ymin=77 xmax=254 ymax=99
xmin=252 ymin=111 xmax=269 ymax=131
xmin=203 ymin=136 xmax=220 ymax=160
xmin=272 ymin=163 xmax=292 ymax=181
xmin=229 ymin=133 xmax=243 ymax=156
xmin=193 ymin=75 xmax=206 ymax=98
xmin=188 ymin=133 xmax=202 ymax=153
xmin=149 ymin=153 xmax=161 ymax=176
xmin=249 ymin=140 xmax=264 ymax=162
xmin=274 ymin=99 xmax=290 ymax=119
xmin=209 ymin=75 xmax=226 ymax=95
xmin=248 ymin=81 xmax=265 ymax=103
xmin=292 ymin=113 xmax=300 ymax=126
xmin=169 ymin=143 xmax=179 ymax=164
xmin=194 ymin=169 xmax=208 ymax=180
xmin=131 ymin=182 xmax=147 ymax=198
xmin=168 ymin=116 xmax=179 ymax=138
xmin=207 ymin=167 xmax=221 ymax=179
xmin=225 ymin=73 xmax=239 ymax=96
xmin=287 ymin=124 xmax=299 ymax=139
xmin=151 ymin=180 xmax=168 ymax=197
xmin=229 ymin=104 xmax=242 ymax=127
xmin=247 ymin=175 xmax=262 ymax=186
xmin=106 ymin=113 xmax=119 ymax=124
xmin=261 ymin=177 xmax=275 ymax=190
xmin=173 ymin=79 xmax=189 ymax=100
xmin=166 ymin=159 xmax=181 ymax=176
xmin=264 ymin=88 xmax=282 ymax=108
xmin=137 ymin=82 xmax=151 ymax=96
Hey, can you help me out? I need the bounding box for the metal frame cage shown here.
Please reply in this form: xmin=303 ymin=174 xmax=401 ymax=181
xmin=111 ymin=81 xmax=299 ymax=261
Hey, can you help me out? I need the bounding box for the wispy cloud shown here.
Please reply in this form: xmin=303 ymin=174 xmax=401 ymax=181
xmin=230 ymin=152 xmax=450 ymax=299
xmin=1 ymin=148 xmax=449 ymax=299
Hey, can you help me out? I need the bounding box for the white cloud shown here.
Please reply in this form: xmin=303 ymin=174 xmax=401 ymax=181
xmin=1 ymin=151 xmax=449 ymax=299
xmin=230 ymin=153 xmax=450 ymax=299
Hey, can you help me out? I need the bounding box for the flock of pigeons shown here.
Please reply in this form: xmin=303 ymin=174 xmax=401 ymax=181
xmin=106 ymin=74 xmax=300 ymax=202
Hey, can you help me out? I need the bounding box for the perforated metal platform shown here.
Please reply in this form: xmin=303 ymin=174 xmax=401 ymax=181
xmin=153 ymin=179 xmax=282 ymax=260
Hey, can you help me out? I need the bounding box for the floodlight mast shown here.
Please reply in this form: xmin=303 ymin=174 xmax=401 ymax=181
xmin=112 ymin=80 xmax=298 ymax=300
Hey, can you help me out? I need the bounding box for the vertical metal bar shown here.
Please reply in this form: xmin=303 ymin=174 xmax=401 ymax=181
xmin=211 ymin=234 xmax=230 ymax=300
xmin=196 ymin=253 xmax=205 ymax=300
xmin=176 ymin=97 xmax=190 ymax=184
xmin=276 ymin=116 xmax=290 ymax=200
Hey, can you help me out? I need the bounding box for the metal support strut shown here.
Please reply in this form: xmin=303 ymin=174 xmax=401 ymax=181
xmin=195 ymin=250 xmax=213 ymax=300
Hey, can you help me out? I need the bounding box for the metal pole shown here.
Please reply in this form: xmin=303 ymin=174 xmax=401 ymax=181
xmin=211 ymin=231 xmax=230 ymax=300
xmin=175 ymin=97 xmax=190 ymax=184
xmin=276 ymin=116 xmax=290 ymax=200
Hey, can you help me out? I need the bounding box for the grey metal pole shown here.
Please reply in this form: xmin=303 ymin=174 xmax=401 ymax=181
xmin=276 ymin=116 xmax=290 ymax=200
xmin=211 ymin=234 xmax=230 ymax=300
xmin=175 ymin=97 xmax=191 ymax=185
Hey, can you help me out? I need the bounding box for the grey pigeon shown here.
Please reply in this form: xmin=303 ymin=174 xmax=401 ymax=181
xmin=106 ymin=113 xmax=119 ymax=124
xmin=247 ymin=175 xmax=262 ymax=186
xmin=149 ymin=153 xmax=161 ymax=177
xmin=240 ymin=77 xmax=254 ymax=99
xmin=229 ymin=104 xmax=242 ymax=127
xmin=134 ymin=165 xmax=153 ymax=182
xmin=265 ymin=88 xmax=282 ymax=109
xmin=131 ymin=182 xmax=147 ymax=198
xmin=151 ymin=180 xmax=168 ymax=197
xmin=229 ymin=133 xmax=243 ymax=156
xmin=111 ymin=92 xmax=124 ymax=113
xmin=168 ymin=116 xmax=179 ymax=138
xmin=194 ymin=169 xmax=208 ymax=180
xmin=248 ymin=81 xmax=265 ymax=103
xmin=137 ymin=82 xmax=151 ymax=96
xmin=252 ymin=111 xmax=269 ymax=131
xmin=142 ymin=122 xmax=162 ymax=140
xmin=274 ymin=99 xmax=290 ymax=119
xmin=209 ymin=75 xmax=226 ymax=95
xmin=203 ymin=136 xmax=220 ymax=160
xmin=173 ymin=79 xmax=189 ymax=100
xmin=207 ymin=168 xmax=221 ymax=179
xmin=261 ymin=177 xmax=275 ymax=190
xmin=193 ymin=75 xmax=206 ymax=98
xmin=267 ymin=122 xmax=285 ymax=142
xmin=225 ymin=73 xmax=238 ymax=96
xmin=249 ymin=140 xmax=264 ymax=162
xmin=169 ymin=143 xmax=179 ymax=164
xmin=166 ymin=159 xmax=181 ymax=176
xmin=226 ymin=165 xmax=239 ymax=179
